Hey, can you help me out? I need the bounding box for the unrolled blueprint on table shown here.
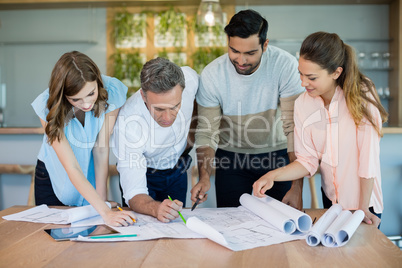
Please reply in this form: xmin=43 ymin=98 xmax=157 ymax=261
xmin=77 ymin=194 xmax=310 ymax=251
xmin=2 ymin=203 xmax=110 ymax=225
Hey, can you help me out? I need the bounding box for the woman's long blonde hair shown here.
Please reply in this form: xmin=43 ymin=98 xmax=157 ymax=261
xmin=45 ymin=51 xmax=108 ymax=144
xmin=300 ymin=32 xmax=388 ymax=137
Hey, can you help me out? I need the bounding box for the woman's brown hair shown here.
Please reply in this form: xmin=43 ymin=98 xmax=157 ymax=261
xmin=300 ymin=32 xmax=388 ymax=137
xmin=45 ymin=51 xmax=108 ymax=144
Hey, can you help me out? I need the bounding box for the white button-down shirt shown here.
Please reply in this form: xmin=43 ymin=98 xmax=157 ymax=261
xmin=112 ymin=67 xmax=199 ymax=204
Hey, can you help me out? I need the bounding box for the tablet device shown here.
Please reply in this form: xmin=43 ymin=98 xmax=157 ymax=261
xmin=44 ymin=225 xmax=119 ymax=241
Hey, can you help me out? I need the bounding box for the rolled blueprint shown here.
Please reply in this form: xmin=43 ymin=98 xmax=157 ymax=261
xmin=60 ymin=202 xmax=111 ymax=223
xmin=322 ymin=210 xmax=352 ymax=247
xmin=323 ymin=210 xmax=364 ymax=247
xmin=186 ymin=216 xmax=228 ymax=247
xmin=240 ymin=193 xmax=296 ymax=234
xmin=260 ymin=195 xmax=312 ymax=233
xmin=306 ymin=204 xmax=342 ymax=246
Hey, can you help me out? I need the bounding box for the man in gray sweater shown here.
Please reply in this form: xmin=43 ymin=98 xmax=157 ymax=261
xmin=192 ymin=9 xmax=305 ymax=208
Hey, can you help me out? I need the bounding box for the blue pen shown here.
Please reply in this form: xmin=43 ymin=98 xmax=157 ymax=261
xmin=89 ymin=234 xmax=138 ymax=239
xmin=168 ymin=195 xmax=186 ymax=224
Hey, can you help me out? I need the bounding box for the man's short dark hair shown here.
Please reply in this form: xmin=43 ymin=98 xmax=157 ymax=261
xmin=224 ymin=9 xmax=268 ymax=48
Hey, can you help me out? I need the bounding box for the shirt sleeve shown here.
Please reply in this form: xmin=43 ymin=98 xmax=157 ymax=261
xmin=111 ymin=110 xmax=149 ymax=205
xmin=196 ymin=68 xmax=221 ymax=108
xmin=102 ymin=75 xmax=128 ymax=113
xmin=293 ymin=96 xmax=320 ymax=177
xmin=357 ymin=102 xmax=382 ymax=179
xmin=195 ymin=68 xmax=222 ymax=150
xmin=277 ymin=54 xmax=305 ymax=99
xmin=31 ymin=89 xmax=50 ymax=122
xmin=280 ymin=93 xmax=303 ymax=152
xmin=195 ymin=104 xmax=221 ymax=150
xmin=275 ymin=52 xmax=305 ymax=152
xmin=182 ymin=66 xmax=199 ymax=97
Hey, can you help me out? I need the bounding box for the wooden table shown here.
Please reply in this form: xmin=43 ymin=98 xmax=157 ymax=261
xmin=0 ymin=206 xmax=401 ymax=268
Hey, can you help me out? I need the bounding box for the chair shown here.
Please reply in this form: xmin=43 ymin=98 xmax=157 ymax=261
xmin=308 ymin=174 xmax=319 ymax=209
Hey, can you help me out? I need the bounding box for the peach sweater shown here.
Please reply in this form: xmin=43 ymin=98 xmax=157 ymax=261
xmin=294 ymin=87 xmax=383 ymax=213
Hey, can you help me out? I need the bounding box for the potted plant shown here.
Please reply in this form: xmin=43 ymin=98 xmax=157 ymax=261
xmin=111 ymin=49 xmax=144 ymax=95
xmin=155 ymin=6 xmax=187 ymax=47
xmin=191 ymin=47 xmax=225 ymax=74
xmin=113 ymin=8 xmax=147 ymax=48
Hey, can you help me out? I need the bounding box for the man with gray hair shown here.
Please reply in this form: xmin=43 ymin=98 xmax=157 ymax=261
xmin=112 ymin=57 xmax=199 ymax=223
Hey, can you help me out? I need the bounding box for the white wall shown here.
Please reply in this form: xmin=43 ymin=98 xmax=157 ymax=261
xmin=0 ymin=8 xmax=107 ymax=127
xmin=237 ymin=5 xmax=388 ymax=39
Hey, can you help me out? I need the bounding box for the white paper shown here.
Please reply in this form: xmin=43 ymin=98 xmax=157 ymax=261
xmin=239 ymin=193 xmax=296 ymax=234
xmin=186 ymin=216 xmax=228 ymax=246
xmin=322 ymin=210 xmax=364 ymax=247
xmin=306 ymin=204 xmax=343 ymax=246
xmin=61 ymin=204 xmax=104 ymax=223
xmin=336 ymin=210 xmax=364 ymax=246
xmin=76 ymin=197 xmax=306 ymax=251
xmin=306 ymin=204 xmax=364 ymax=247
xmin=240 ymin=193 xmax=312 ymax=234
xmin=262 ymin=195 xmax=312 ymax=232
xmin=3 ymin=203 xmax=110 ymax=225
xmin=322 ymin=210 xmax=352 ymax=247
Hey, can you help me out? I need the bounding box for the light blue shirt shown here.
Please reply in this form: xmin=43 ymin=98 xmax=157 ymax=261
xmin=31 ymin=75 xmax=128 ymax=206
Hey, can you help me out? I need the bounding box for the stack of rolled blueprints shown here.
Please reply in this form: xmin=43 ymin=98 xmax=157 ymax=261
xmin=306 ymin=204 xmax=364 ymax=247
xmin=240 ymin=193 xmax=312 ymax=234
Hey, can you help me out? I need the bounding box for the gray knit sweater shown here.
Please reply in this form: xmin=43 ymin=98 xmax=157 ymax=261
xmin=195 ymin=45 xmax=305 ymax=154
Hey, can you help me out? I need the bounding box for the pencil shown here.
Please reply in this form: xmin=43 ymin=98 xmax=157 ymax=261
xmin=167 ymin=195 xmax=186 ymax=224
xmin=117 ymin=206 xmax=136 ymax=223
xmin=191 ymin=197 xmax=201 ymax=211
xmin=89 ymin=234 xmax=138 ymax=239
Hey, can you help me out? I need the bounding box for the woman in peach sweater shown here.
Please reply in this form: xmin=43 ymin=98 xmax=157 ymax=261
xmin=253 ymin=32 xmax=388 ymax=227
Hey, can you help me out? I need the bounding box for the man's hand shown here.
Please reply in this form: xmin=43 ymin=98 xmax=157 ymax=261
xmin=192 ymin=146 xmax=215 ymax=205
xmin=156 ymin=198 xmax=183 ymax=223
xmin=129 ymin=194 xmax=183 ymax=223
xmin=282 ymin=151 xmax=303 ymax=210
xmin=190 ymin=174 xmax=210 ymax=204
xmin=107 ymin=200 xmax=120 ymax=208
xmin=281 ymin=183 xmax=303 ymax=210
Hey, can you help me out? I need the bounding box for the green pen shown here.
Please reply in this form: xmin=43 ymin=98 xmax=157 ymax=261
xmin=89 ymin=234 xmax=138 ymax=239
xmin=168 ymin=195 xmax=186 ymax=224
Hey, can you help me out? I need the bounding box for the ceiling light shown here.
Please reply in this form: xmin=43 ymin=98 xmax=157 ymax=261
xmin=196 ymin=0 xmax=224 ymax=27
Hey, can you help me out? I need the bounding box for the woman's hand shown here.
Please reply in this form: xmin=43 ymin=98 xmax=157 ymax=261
xmin=361 ymin=208 xmax=381 ymax=228
xmin=102 ymin=209 xmax=137 ymax=227
xmin=252 ymin=171 xmax=275 ymax=198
